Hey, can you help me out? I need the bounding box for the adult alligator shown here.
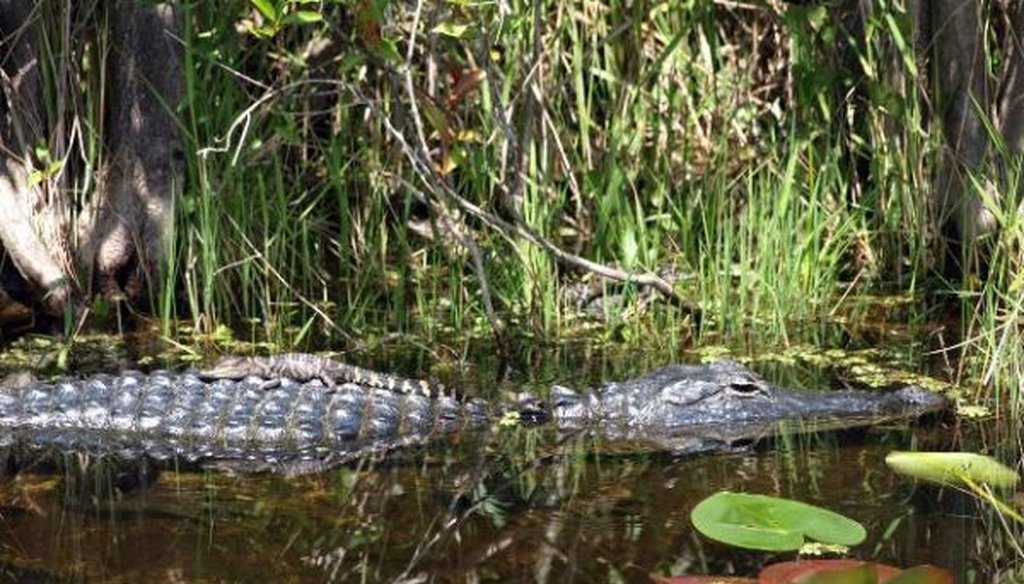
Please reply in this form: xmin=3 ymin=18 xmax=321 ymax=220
xmin=0 ymin=357 xmax=945 ymax=474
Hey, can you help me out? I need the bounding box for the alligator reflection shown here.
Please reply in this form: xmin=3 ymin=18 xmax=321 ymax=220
xmin=0 ymin=420 xmax=996 ymax=583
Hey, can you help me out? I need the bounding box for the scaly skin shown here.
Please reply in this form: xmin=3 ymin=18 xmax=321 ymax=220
xmin=199 ymin=353 xmax=451 ymax=397
xmin=0 ymin=369 xmax=491 ymax=474
xmin=0 ymin=358 xmax=945 ymax=474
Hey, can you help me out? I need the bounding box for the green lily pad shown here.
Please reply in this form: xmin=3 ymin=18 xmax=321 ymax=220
xmin=886 ymin=451 xmax=1019 ymax=489
xmin=690 ymin=492 xmax=866 ymax=552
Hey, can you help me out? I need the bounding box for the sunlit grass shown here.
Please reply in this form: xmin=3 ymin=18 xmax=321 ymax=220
xmin=158 ymin=0 xmax=1024 ymax=413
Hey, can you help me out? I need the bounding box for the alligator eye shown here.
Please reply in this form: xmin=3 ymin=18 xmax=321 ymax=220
xmin=727 ymin=381 xmax=768 ymax=397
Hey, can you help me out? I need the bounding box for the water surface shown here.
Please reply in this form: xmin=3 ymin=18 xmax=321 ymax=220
xmin=0 ymin=350 xmax=1011 ymax=582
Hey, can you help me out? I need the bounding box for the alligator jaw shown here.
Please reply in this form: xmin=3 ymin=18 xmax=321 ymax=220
xmin=760 ymin=384 xmax=947 ymax=425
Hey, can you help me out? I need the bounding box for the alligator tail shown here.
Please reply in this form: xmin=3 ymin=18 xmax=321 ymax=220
xmin=336 ymin=364 xmax=455 ymax=399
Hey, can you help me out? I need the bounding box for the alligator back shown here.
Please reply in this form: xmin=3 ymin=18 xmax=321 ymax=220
xmin=0 ymin=370 xmax=489 ymax=472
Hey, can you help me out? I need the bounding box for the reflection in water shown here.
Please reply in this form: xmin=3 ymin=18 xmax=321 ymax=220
xmin=0 ymin=420 xmax=1009 ymax=583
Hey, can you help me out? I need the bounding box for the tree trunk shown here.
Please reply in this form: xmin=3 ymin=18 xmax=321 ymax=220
xmin=77 ymin=1 xmax=184 ymax=305
xmin=0 ymin=0 xmax=72 ymax=313
xmin=928 ymin=1 xmax=999 ymax=249
xmin=0 ymin=1 xmax=183 ymax=323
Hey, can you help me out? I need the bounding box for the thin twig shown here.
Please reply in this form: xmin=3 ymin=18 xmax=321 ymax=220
xmin=225 ymin=215 xmax=353 ymax=343
xmin=359 ymin=82 xmax=699 ymax=316
xmin=399 ymin=1 xmax=508 ymax=349
xmin=200 ymin=77 xmax=701 ymax=324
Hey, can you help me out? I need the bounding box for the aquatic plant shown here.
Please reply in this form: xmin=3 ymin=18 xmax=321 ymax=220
xmin=669 ymin=491 xmax=955 ymax=583
xmin=689 ymin=491 xmax=866 ymax=552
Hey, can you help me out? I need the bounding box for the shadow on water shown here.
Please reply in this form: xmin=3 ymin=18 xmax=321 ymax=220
xmin=0 ymin=345 xmax=1018 ymax=582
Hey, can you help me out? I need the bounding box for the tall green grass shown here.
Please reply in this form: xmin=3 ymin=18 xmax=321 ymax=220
xmin=165 ymin=0 xmax=1018 ymax=391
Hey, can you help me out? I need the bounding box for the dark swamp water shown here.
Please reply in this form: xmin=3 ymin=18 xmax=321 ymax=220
xmin=0 ymin=343 xmax=1019 ymax=583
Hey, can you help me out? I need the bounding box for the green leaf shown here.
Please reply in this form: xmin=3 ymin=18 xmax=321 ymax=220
xmin=246 ymin=22 xmax=279 ymax=39
xmin=27 ymin=169 xmax=47 ymax=186
xmin=883 ymin=14 xmax=918 ymax=77
xmin=620 ymin=229 xmax=638 ymax=268
xmin=419 ymin=98 xmax=448 ymax=137
xmin=376 ymin=37 xmax=401 ymax=63
xmin=805 ymin=6 xmax=829 ymax=32
xmin=27 ymin=160 xmax=62 ymax=186
xmin=281 ymin=10 xmax=323 ymax=26
xmin=250 ymin=0 xmax=279 ymax=22
xmin=432 ymin=22 xmax=472 ymax=39
xmin=690 ymin=492 xmax=866 ymax=552
xmin=885 ymin=452 xmax=1019 ymax=489
xmin=338 ymin=52 xmax=366 ymax=74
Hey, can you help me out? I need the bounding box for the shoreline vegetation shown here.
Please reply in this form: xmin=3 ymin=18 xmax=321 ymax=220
xmin=2 ymin=2 xmax=1021 ymax=403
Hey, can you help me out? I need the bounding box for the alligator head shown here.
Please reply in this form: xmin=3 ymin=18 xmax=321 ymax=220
xmin=548 ymin=360 xmax=945 ymax=449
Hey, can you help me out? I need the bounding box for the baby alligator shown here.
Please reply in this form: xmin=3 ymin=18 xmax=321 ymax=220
xmin=199 ymin=352 xmax=452 ymax=397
